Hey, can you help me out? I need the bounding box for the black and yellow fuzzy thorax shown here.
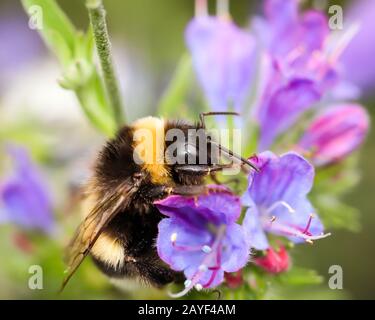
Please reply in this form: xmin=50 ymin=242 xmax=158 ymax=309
xmin=94 ymin=116 xmax=206 ymax=194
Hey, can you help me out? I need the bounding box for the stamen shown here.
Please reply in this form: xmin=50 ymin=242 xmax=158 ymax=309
xmin=170 ymin=233 xmax=177 ymax=243
xmin=208 ymin=266 xmax=221 ymax=271
xmin=173 ymin=242 xmax=206 ymax=252
xmin=195 ymin=0 xmax=208 ymax=17
xmin=270 ymin=216 xmax=276 ymax=223
xmin=216 ymin=0 xmax=230 ymax=19
xmin=285 ymin=46 xmax=306 ymax=64
xmin=202 ymin=245 xmax=212 ymax=253
xmin=302 ymin=214 xmax=314 ymax=235
xmin=171 ymin=234 xmax=210 ymax=252
xmin=203 ymin=243 xmax=222 ymax=288
xmin=199 ymin=265 xmax=208 ymax=272
xmin=195 ymin=284 xmax=203 ymax=291
xmin=266 ymin=201 xmax=296 ymax=216
xmin=328 ymin=23 xmax=360 ymax=64
xmin=184 ymin=279 xmax=192 ymax=287
xmin=268 ymin=220 xmax=332 ymax=242
xmin=168 ymin=225 xmax=227 ymax=298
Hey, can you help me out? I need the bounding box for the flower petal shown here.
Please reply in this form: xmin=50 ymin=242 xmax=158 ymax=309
xmin=247 ymin=152 xmax=315 ymax=207
xmin=243 ymin=206 xmax=269 ymax=250
xmin=197 ymin=185 xmax=241 ymax=224
xmin=155 ymin=186 xmax=241 ymax=226
xmin=186 ymin=17 xmax=256 ymax=111
xmin=157 ymin=218 xmax=209 ymax=271
xmin=298 ymin=104 xmax=370 ymax=166
xmin=264 ymin=0 xmax=299 ymax=30
xmin=258 ymin=79 xmax=321 ymax=150
xmin=267 ymin=197 xmax=324 ymax=243
xmin=221 ymin=224 xmax=250 ymax=272
xmin=0 ymin=146 xmax=54 ymax=234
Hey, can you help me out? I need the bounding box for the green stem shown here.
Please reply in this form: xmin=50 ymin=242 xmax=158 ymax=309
xmin=86 ymin=0 xmax=125 ymax=126
xmin=158 ymin=53 xmax=193 ymax=117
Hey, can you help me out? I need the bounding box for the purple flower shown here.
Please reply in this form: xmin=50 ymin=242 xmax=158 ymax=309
xmin=242 ymin=152 xmax=330 ymax=250
xmin=253 ymin=0 xmax=337 ymax=149
xmin=155 ymin=186 xmax=249 ymax=297
xmin=297 ymin=104 xmax=370 ymax=166
xmin=186 ymin=16 xmax=256 ymax=112
xmin=258 ymin=0 xmax=330 ymax=77
xmin=340 ymin=0 xmax=375 ymax=93
xmin=257 ymin=72 xmax=321 ymax=150
xmin=0 ymin=146 xmax=54 ymax=234
xmin=0 ymin=10 xmax=42 ymax=88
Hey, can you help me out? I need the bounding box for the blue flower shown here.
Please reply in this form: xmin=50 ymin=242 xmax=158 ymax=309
xmin=256 ymin=73 xmax=321 ymax=150
xmin=341 ymin=0 xmax=375 ymax=94
xmin=256 ymin=0 xmax=330 ymax=79
xmin=253 ymin=0 xmax=338 ymax=149
xmin=0 ymin=146 xmax=55 ymax=234
xmin=186 ymin=16 xmax=256 ymax=112
xmin=242 ymin=152 xmax=330 ymax=250
xmin=155 ymin=185 xmax=249 ymax=297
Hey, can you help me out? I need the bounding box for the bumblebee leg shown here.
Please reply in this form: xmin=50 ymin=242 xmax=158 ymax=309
xmin=145 ymin=184 xmax=207 ymax=198
xmin=210 ymin=172 xmax=222 ymax=185
xmin=170 ymin=184 xmax=233 ymax=196
xmin=174 ymin=164 xmax=234 ymax=175
xmin=170 ymin=185 xmax=207 ymax=196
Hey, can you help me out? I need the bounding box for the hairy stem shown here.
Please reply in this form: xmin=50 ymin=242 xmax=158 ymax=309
xmin=86 ymin=0 xmax=125 ymax=126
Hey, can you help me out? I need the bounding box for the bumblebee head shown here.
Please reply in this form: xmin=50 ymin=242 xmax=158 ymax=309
xmin=131 ymin=113 xmax=258 ymax=186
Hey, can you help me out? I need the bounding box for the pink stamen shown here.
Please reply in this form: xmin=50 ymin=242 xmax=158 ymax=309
xmin=169 ymin=225 xmax=227 ymax=298
xmin=208 ymin=266 xmax=221 ymax=271
xmin=285 ymin=46 xmax=306 ymax=64
xmin=302 ymin=214 xmax=313 ymax=235
xmin=172 ymin=242 xmax=204 ymax=252
xmin=203 ymin=243 xmax=222 ymax=288
xmin=195 ymin=0 xmax=208 ymax=17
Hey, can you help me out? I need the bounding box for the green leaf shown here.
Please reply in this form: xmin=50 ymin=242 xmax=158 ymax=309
xmin=314 ymin=195 xmax=361 ymax=232
xmin=158 ymin=54 xmax=193 ymax=117
xmin=21 ymin=0 xmax=76 ymax=65
xmin=277 ymin=267 xmax=323 ymax=286
xmin=313 ymin=155 xmax=361 ymax=196
xmin=76 ymin=77 xmax=117 ymax=136
xmin=21 ymin=0 xmax=117 ymax=137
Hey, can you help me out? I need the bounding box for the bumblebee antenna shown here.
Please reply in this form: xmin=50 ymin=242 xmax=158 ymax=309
xmin=199 ymin=111 xmax=239 ymax=129
xmin=209 ymin=140 xmax=260 ymax=172
xmin=199 ymin=111 xmax=259 ymax=172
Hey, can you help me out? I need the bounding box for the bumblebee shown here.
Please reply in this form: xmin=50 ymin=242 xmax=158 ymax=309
xmin=61 ymin=112 xmax=257 ymax=290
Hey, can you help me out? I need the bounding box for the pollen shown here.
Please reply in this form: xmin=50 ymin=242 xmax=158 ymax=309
xmin=184 ymin=279 xmax=192 ymax=287
xmin=199 ymin=264 xmax=208 ymax=272
xmin=195 ymin=284 xmax=203 ymax=291
xmin=201 ymin=245 xmax=212 ymax=253
xmin=170 ymin=233 xmax=178 ymax=243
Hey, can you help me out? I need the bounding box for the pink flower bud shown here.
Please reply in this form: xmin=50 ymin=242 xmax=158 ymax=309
xmin=298 ymin=104 xmax=370 ymax=166
xmin=254 ymin=245 xmax=290 ymax=274
xmin=224 ymin=270 xmax=243 ymax=289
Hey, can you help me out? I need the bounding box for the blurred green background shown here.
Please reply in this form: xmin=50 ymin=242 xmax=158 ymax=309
xmin=0 ymin=0 xmax=374 ymax=299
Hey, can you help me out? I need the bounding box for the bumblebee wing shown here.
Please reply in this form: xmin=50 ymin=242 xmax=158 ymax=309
xmin=60 ymin=183 xmax=132 ymax=292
